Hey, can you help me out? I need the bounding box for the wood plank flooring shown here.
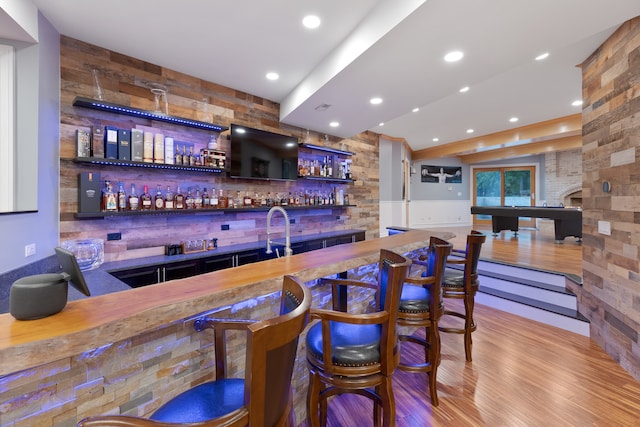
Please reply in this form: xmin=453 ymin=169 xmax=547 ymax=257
xmin=304 ymin=225 xmax=640 ymax=426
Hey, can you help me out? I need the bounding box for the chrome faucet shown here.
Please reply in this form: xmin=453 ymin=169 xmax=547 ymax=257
xmin=266 ymin=206 xmax=292 ymax=257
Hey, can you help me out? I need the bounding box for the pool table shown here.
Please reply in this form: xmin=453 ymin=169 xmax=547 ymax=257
xmin=470 ymin=205 xmax=582 ymax=243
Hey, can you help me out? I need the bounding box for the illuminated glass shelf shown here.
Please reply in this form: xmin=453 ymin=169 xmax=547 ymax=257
xmin=73 ymin=157 xmax=227 ymax=173
xmin=76 ymin=204 xmax=356 ymax=219
xmin=299 ymin=143 xmax=354 ymax=156
xmin=72 ymin=96 xmax=228 ymax=132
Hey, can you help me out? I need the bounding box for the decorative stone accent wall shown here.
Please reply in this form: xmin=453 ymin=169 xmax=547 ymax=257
xmin=578 ymin=16 xmax=640 ymax=382
xmin=59 ymin=36 xmax=380 ymax=263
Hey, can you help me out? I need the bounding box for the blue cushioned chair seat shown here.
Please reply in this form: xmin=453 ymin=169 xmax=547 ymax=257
xmin=306 ymin=322 xmax=381 ymax=366
xmin=400 ymin=284 xmax=431 ymax=312
xmin=150 ymin=379 xmax=244 ymax=423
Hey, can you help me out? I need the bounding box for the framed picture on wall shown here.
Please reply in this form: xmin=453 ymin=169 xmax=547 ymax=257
xmin=421 ymin=165 xmax=462 ymax=184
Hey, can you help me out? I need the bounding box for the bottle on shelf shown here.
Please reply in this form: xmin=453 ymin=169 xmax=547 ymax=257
xmin=243 ymin=191 xmax=252 ymax=207
xmin=154 ymin=185 xmax=164 ymax=210
xmin=185 ymin=188 xmax=195 ymax=209
xmin=234 ymin=190 xmax=242 ymax=208
xmin=175 ymin=146 xmax=183 ymax=165
xmin=140 ymin=185 xmax=153 ymax=210
xmin=253 ymin=192 xmax=261 ymax=207
xmin=266 ymin=192 xmax=273 ymax=207
xmin=227 ymin=190 xmax=235 ymax=208
xmin=218 ymin=188 xmax=228 ymax=208
xmin=128 ymin=183 xmax=139 ymax=210
xmin=210 ymin=187 xmax=219 ymax=208
xmin=164 ymin=186 xmax=174 ymax=210
xmin=174 ymin=186 xmax=185 ymax=210
xmin=194 ymin=187 xmax=203 ymax=209
xmin=104 ymin=181 xmax=118 ymax=212
xmin=202 ymin=187 xmax=210 ymax=207
xmin=117 ymin=181 xmax=127 ymax=211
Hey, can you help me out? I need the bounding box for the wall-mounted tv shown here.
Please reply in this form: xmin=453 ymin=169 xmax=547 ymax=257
xmin=229 ymin=124 xmax=299 ymax=181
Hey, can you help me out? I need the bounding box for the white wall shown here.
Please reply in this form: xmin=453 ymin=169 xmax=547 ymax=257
xmin=0 ymin=11 xmax=59 ymax=274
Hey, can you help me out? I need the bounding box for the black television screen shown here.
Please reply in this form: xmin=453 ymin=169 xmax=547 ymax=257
xmin=229 ymin=124 xmax=298 ymax=181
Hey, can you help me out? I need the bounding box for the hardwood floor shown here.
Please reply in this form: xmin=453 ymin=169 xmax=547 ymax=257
xmin=306 ymin=225 xmax=640 ymax=426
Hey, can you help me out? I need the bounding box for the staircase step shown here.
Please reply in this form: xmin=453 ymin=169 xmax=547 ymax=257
xmin=447 ymin=258 xmax=589 ymax=336
xmin=476 ymin=288 xmax=590 ymax=336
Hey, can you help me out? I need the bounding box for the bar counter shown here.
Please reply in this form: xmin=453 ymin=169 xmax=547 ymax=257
xmin=0 ymin=229 xmax=450 ymax=376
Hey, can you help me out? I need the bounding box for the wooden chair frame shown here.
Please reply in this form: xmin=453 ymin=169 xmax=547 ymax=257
xmin=397 ymin=237 xmax=452 ymax=406
xmin=77 ymin=275 xmax=311 ymax=427
xmin=438 ymin=230 xmax=486 ymax=362
xmin=305 ymin=248 xmax=411 ymax=427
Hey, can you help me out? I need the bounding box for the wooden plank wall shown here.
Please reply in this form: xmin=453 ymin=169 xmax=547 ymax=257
xmin=580 ymin=16 xmax=640 ymax=381
xmin=59 ymin=36 xmax=380 ymax=263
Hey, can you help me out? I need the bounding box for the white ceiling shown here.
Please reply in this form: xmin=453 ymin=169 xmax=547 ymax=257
xmin=29 ymin=0 xmax=640 ymax=151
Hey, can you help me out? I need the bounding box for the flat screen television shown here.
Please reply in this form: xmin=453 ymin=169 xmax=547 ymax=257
xmin=229 ymin=124 xmax=298 ymax=181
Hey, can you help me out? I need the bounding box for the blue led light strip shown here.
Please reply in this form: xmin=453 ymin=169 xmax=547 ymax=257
xmin=73 ymin=97 xmax=228 ymax=132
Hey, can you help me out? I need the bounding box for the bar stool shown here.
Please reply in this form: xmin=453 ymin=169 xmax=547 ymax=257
xmin=397 ymin=236 xmax=452 ymax=406
xmin=439 ymin=230 xmax=486 ymax=362
xmin=305 ymin=249 xmax=412 ymax=427
xmin=77 ymin=275 xmax=311 ymax=427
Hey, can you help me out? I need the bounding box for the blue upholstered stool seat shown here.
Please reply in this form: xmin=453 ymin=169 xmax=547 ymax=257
xmin=151 ymin=379 xmax=244 ymax=423
xmin=306 ymin=322 xmax=381 ymax=366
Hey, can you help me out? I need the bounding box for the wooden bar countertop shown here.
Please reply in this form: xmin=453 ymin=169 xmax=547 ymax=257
xmin=0 ymin=230 xmax=450 ymax=375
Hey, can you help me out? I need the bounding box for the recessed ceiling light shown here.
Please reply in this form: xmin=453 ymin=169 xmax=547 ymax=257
xmin=370 ymin=97 xmax=383 ymax=105
xmin=509 ymin=117 xmax=519 ymax=123
xmin=432 ymin=137 xmax=439 ymax=142
xmin=466 ymin=129 xmax=474 ymax=134
xmin=412 ymin=107 xmax=419 ymax=113
xmin=535 ymin=52 xmax=549 ymax=61
xmin=266 ymin=72 xmax=279 ymax=80
xmin=459 ymin=86 xmax=470 ymax=93
xmin=329 ymin=121 xmax=339 ymax=127
xmin=444 ymin=51 xmax=464 ymax=62
xmin=302 ymin=15 xmax=321 ymax=29
xmin=572 ymin=100 xmax=583 ymax=106
xmin=378 ymin=122 xmax=384 ymax=126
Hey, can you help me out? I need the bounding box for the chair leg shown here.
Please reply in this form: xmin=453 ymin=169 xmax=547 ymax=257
xmin=307 ymin=370 xmax=322 ymax=427
xmin=379 ymin=376 xmax=396 ymax=427
xmin=427 ymin=323 xmax=441 ymax=406
xmin=464 ymin=294 xmax=475 ymax=362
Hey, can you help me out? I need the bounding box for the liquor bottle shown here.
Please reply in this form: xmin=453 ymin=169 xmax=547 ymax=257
xmin=253 ymin=192 xmax=261 ymax=207
xmin=218 ymin=188 xmax=228 ymax=208
xmin=210 ymin=187 xmax=219 ymax=208
xmin=202 ymin=187 xmax=210 ymax=207
xmin=320 ymin=157 xmax=326 ymax=177
xmin=140 ymin=185 xmax=153 ymax=210
xmin=243 ymin=191 xmax=252 ymax=207
xmin=234 ymin=190 xmax=242 ymax=208
xmin=174 ymin=186 xmax=185 ymax=210
xmin=326 ymin=156 xmax=333 ymax=178
xmin=128 ymin=183 xmax=139 ymax=210
xmin=281 ymin=192 xmax=288 ymax=206
xmin=288 ymin=191 xmax=294 ymax=206
xmin=117 ymin=181 xmax=127 ymax=211
xmin=260 ymin=193 xmax=267 ymax=207
xmin=227 ymin=190 xmax=235 ymax=208
xmin=101 ymin=179 xmax=110 ymax=211
xmin=185 ymin=188 xmax=195 ymax=209
xmin=194 ymin=187 xmax=203 ymax=209
xmin=188 ymin=147 xmax=195 ymax=166
xmin=175 ymin=145 xmax=182 ymax=165
xmin=154 ymin=185 xmax=164 ymax=210
xmin=295 ymin=191 xmax=301 ymax=206
xmin=105 ymin=181 xmax=118 ymax=212
xmin=164 ymin=186 xmax=174 ymax=210
xmin=266 ymin=192 xmax=273 ymax=207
